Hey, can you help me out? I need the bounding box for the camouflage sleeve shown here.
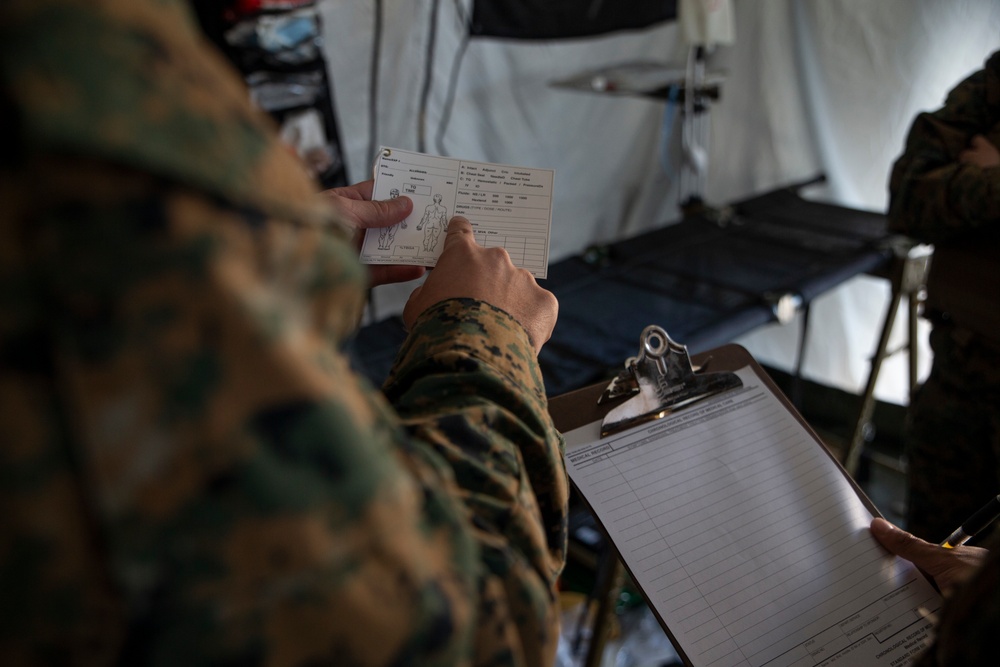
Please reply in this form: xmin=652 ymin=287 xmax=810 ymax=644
xmin=384 ymin=299 xmax=570 ymax=666
xmin=1 ymin=2 xmax=568 ymax=664
xmin=887 ymin=51 xmax=1000 ymax=243
xmin=1 ymin=157 xmax=566 ymax=666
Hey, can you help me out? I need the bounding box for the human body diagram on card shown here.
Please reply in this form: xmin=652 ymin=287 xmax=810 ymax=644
xmin=360 ymin=147 xmax=554 ymax=279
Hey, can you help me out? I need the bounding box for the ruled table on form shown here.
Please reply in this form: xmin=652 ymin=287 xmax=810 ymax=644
xmin=564 ymin=367 xmax=941 ymax=667
xmin=360 ymin=147 xmax=553 ymax=279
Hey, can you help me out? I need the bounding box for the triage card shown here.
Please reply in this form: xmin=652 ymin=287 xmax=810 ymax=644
xmin=360 ymin=147 xmax=554 ymax=279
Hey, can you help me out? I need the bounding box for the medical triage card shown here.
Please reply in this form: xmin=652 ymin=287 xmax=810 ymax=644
xmin=360 ymin=147 xmax=554 ymax=279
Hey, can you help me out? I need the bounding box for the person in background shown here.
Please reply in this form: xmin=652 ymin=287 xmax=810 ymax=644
xmin=887 ymin=50 xmax=1000 ymax=544
xmin=870 ymin=519 xmax=999 ymax=665
xmin=0 ymin=1 xmax=567 ymax=665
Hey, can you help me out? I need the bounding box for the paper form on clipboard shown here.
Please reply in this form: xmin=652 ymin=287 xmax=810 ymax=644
xmin=562 ymin=360 xmax=942 ymax=667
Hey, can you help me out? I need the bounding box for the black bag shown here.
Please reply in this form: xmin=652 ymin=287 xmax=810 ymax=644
xmin=471 ymin=0 xmax=677 ymax=40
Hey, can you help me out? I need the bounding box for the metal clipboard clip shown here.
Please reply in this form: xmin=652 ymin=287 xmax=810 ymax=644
xmin=598 ymin=325 xmax=743 ymax=437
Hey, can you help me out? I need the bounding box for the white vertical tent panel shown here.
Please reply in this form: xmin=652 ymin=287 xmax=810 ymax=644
xmin=734 ymin=0 xmax=999 ymax=404
xmin=320 ymin=0 xmax=1000 ymax=404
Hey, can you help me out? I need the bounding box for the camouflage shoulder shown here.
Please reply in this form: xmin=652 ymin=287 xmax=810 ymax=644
xmin=0 ymin=0 xmax=333 ymax=227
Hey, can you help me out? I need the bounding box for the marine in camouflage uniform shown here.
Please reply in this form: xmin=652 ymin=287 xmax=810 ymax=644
xmin=912 ymin=528 xmax=1000 ymax=666
xmin=887 ymin=50 xmax=1000 ymax=545
xmin=0 ymin=0 xmax=568 ymax=664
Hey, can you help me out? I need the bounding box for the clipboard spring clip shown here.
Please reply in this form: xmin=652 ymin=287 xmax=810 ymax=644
xmin=598 ymin=325 xmax=742 ymax=437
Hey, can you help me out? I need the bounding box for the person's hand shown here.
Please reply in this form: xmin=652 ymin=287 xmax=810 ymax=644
xmin=870 ymin=518 xmax=988 ymax=595
xmin=322 ymin=180 xmax=426 ymax=287
xmin=402 ymin=217 xmax=558 ymax=354
xmin=958 ymin=134 xmax=1000 ymax=168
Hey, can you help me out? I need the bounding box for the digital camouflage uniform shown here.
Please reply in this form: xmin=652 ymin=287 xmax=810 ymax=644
xmin=887 ymin=50 xmax=1000 ymax=545
xmin=865 ymin=46 xmax=1000 ymax=667
xmin=0 ymin=1 xmax=568 ymax=665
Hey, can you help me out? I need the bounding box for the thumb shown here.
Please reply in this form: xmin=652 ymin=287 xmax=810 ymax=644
xmin=342 ymin=195 xmax=413 ymax=230
xmin=970 ymin=134 xmax=989 ymax=149
xmin=870 ymin=518 xmax=934 ymax=561
xmin=870 ymin=517 xmax=991 ymax=594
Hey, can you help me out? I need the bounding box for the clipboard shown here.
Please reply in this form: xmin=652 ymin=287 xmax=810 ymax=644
xmin=549 ymin=328 xmax=941 ymax=667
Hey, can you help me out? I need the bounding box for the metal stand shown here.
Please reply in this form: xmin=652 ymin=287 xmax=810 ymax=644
xmin=584 ymin=553 xmax=626 ymax=667
xmin=842 ymin=240 xmax=932 ymax=477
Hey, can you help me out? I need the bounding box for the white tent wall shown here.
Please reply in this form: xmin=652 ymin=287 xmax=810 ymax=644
xmin=731 ymin=0 xmax=999 ymax=404
xmin=319 ymin=0 xmax=1000 ymax=404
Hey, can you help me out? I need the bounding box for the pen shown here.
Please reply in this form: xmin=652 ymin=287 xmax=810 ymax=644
xmin=940 ymin=493 xmax=1000 ymax=548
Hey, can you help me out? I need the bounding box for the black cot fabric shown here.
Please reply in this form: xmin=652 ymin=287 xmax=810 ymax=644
xmin=352 ymin=181 xmax=893 ymax=397
xmin=471 ymin=0 xmax=678 ymax=40
xmin=534 ymin=185 xmax=892 ymax=394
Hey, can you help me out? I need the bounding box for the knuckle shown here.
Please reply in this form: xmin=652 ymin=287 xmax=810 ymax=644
xmin=481 ymin=246 xmax=511 ymax=266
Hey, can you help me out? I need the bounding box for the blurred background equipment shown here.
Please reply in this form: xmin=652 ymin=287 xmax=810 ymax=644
xmin=190 ymin=0 xmax=348 ymax=187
